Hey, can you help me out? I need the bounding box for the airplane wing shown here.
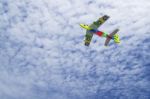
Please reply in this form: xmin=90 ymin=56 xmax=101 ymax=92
xmin=89 ymin=15 xmax=110 ymax=30
xmin=84 ymin=30 xmax=93 ymax=46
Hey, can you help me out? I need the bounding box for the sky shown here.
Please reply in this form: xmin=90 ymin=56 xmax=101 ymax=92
xmin=0 ymin=0 xmax=150 ymax=99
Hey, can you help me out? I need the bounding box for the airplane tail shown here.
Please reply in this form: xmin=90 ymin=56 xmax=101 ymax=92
xmin=104 ymin=29 xmax=120 ymax=46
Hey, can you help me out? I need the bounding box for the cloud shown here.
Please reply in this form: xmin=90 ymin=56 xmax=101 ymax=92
xmin=0 ymin=0 xmax=150 ymax=99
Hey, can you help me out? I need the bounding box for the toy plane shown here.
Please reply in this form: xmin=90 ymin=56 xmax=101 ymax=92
xmin=80 ymin=15 xmax=120 ymax=46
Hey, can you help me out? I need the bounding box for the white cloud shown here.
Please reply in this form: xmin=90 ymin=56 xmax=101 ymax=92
xmin=0 ymin=0 xmax=150 ymax=99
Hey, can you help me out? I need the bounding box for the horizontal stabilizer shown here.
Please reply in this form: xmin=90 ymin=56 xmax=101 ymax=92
xmin=104 ymin=29 xmax=119 ymax=46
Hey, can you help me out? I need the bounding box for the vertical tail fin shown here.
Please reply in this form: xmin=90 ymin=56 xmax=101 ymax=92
xmin=104 ymin=29 xmax=119 ymax=46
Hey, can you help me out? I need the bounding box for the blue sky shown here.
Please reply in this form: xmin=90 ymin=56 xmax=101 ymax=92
xmin=0 ymin=0 xmax=150 ymax=99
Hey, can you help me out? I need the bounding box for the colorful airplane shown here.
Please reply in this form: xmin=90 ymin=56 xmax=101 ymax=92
xmin=80 ymin=15 xmax=120 ymax=46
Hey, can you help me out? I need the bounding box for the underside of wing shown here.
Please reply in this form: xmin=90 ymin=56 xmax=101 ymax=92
xmin=84 ymin=31 xmax=93 ymax=46
xmin=89 ymin=15 xmax=110 ymax=30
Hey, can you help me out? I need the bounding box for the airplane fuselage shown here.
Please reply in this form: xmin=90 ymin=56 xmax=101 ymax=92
xmin=80 ymin=24 xmax=108 ymax=38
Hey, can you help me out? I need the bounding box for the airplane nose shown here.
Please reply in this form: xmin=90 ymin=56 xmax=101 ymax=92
xmin=80 ymin=24 xmax=82 ymax=26
xmin=80 ymin=24 xmax=84 ymax=28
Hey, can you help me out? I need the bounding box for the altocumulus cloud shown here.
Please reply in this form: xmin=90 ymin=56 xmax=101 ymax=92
xmin=0 ymin=0 xmax=150 ymax=99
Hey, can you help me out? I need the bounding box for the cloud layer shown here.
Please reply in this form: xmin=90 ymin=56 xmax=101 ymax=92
xmin=0 ymin=0 xmax=150 ymax=99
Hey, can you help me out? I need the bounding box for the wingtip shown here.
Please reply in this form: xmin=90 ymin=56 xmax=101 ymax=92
xmin=104 ymin=45 xmax=109 ymax=47
xmin=103 ymin=15 xmax=110 ymax=20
